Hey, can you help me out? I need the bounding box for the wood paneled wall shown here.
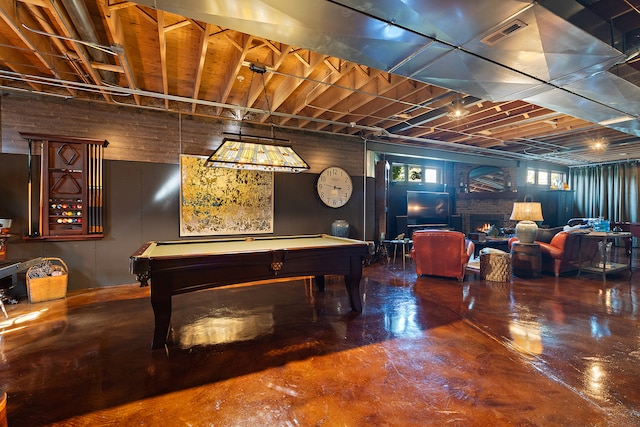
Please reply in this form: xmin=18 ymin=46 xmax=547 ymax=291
xmin=0 ymin=93 xmax=364 ymax=176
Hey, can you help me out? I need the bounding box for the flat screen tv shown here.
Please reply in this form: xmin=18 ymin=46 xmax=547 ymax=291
xmin=407 ymin=191 xmax=450 ymax=226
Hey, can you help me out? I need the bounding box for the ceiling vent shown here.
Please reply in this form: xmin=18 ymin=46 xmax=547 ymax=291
xmin=481 ymin=19 xmax=528 ymax=46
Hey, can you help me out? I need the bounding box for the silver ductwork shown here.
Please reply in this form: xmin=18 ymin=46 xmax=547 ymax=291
xmin=135 ymin=0 xmax=640 ymax=137
xmin=59 ymin=0 xmax=116 ymax=85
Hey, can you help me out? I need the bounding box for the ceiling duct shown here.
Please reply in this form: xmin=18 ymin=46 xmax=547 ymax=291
xmin=59 ymin=0 xmax=116 ymax=85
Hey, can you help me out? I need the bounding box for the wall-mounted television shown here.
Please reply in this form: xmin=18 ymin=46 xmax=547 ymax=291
xmin=407 ymin=191 xmax=450 ymax=227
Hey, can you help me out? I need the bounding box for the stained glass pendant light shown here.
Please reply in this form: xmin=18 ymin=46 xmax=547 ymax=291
xmin=206 ymin=64 xmax=309 ymax=173
xmin=206 ymin=133 xmax=309 ymax=173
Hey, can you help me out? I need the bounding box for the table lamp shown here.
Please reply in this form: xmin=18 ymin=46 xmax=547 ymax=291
xmin=510 ymin=202 xmax=544 ymax=244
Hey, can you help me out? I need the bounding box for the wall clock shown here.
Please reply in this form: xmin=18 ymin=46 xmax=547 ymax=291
xmin=316 ymin=166 xmax=353 ymax=208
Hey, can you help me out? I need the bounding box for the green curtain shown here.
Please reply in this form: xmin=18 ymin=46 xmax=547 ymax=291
xmin=569 ymin=162 xmax=640 ymax=222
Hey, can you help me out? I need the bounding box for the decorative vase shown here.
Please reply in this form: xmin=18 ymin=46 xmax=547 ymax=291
xmin=598 ymin=241 xmax=612 ymax=268
xmin=515 ymin=220 xmax=538 ymax=244
xmin=331 ymin=220 xmax=349 ymax=238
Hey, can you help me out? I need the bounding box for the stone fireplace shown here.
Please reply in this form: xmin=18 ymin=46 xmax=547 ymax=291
xmin=469 ymin=214 xmax=506 ymax=233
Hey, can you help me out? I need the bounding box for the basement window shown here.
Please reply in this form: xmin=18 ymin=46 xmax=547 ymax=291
xmin=538 ymin=170 xmax=549 ymax=186
xmin=408 ymin=165 xmax=422 ymax=182
xmin=392 ymin=163 xmax=440 ymax=183
xmin=527 ymin=168 xmax=566 ymax=187
xmin=391 ymin=164 xmax=406 ymax=182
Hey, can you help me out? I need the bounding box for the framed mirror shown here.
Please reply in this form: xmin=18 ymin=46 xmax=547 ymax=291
xmin=468 ymin=166 xmax=505 ymax=192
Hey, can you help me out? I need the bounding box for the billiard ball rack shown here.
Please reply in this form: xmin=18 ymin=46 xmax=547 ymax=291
xmin=20 ymin=133 xmax=107 ymax=240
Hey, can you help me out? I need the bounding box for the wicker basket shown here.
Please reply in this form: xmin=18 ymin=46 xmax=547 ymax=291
xmin=26 ymin=257 xmax=68 ymax=303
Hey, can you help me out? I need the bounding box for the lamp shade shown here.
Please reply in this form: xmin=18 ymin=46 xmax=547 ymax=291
xmin=206 ymin=136 xmax=309 ymax=173
xmin=510 ymin=202 xmax=544 ymax=244
xmin=510 ymin=202 xmax=543 ymax=222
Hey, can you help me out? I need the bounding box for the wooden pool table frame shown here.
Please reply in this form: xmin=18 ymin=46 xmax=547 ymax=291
xmin=130 ymin=234 xmax=369 ymax=349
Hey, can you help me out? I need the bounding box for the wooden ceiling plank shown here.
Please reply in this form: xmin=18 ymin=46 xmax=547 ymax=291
xmin=274 ymin=52 xmax=330 ymax=126
xmin=314 ymin=70 xmax=386 ymax=131
xmin=42 ymin=0 xmax=112 ymax=101
xmin=191 ymin=23 xmax=214 ymax=113
xmin=245 ymin=42 xmax=291 ymax=114
xmin=326 ymin=76 xmax=422 ymax=134
xmin=223 ymin=33 xmax=243 ymax=52
xmin=295 ymin=63 xmax=357 ymax=128
xmin=164 ymin=20 xmax=191 ymax=33
xmin=107 ymin=1 xmax=136 ymax=12
xmin=90 ymin=62 xmax=123 ymax=72
xmin=98 ymin=0 xmax=141 ymax=105
xmin=157 ymin=11 xmax=169 ymax=108
xmin=0 ymin=0 xmax=75 ymax=93
xmin=135 ymin=7 xmax=157 ymax=25
xmin=216 ymin=34 xmax=254 ymax=115
xmin=292 ymin=49 xmax=311 ymax=67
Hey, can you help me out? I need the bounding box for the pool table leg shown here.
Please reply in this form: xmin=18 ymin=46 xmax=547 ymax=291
xmin=150 ymin=280 xmax=172 ymax=350
xmin=345 ymin=255 xmax=363 ymax=312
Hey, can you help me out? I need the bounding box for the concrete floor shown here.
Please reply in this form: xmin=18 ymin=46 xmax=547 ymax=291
xmin=1 ymin=251 xmax=639 ymax=426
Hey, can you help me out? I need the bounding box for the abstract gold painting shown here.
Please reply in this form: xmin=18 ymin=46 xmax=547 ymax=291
xmin=179 ymin=155 xmax=273 ymax=236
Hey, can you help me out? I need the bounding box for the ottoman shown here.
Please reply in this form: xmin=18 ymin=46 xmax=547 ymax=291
xmin=480 ymin=250 xmax=512 ymax=282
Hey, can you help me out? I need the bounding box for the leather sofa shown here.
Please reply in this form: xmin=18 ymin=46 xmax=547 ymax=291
xmin=510 ymin=228 xmax=599 ymax=277
xmin=410 ymin=230 xmax=474 ymax=281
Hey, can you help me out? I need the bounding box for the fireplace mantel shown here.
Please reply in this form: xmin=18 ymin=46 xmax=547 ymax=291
xmin=457 ymin=192 xmax=518 ymax=199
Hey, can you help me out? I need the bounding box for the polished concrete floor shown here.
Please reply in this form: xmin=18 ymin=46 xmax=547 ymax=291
xmin=1 ymin=249 xmax=640 ymax=426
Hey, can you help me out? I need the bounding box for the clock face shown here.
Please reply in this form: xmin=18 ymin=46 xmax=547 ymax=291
xmin=317 ymin=167 xmax=353 ymax=208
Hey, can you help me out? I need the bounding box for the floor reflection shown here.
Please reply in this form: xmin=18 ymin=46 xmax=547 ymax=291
xmin=1 ymin=261 xmax=640 ymax=425
xmin=508 ymin=319 xmax=543 ymax=357
xmin=179 ymin=308 xmax=275 ymax=347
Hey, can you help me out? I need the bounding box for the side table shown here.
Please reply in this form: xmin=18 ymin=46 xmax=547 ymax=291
xmin=511 ymin=242 xmax=541 ymax=278
xmin=578 ymin=231 xmax=632 ymax=280
xmin=382 ymin=239 xmax=413 ymax=269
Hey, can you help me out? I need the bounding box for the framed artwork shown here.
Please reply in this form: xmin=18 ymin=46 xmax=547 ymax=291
xmin=179 ymin=154 xmax=273 ymax=236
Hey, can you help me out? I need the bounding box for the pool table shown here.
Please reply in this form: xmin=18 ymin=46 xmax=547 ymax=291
xmin=130 ymin=234 xmax=369 ymax=349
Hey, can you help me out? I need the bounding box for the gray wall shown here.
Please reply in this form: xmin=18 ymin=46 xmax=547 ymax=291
xmin=0 ymin=93 xmax=371 ymax=292
xmin=1 ymin=155 xmax=370 ymax=291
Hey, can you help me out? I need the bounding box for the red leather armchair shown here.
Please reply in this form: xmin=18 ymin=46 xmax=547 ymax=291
xmin=410 ymin=230 xmax=474 ymax=281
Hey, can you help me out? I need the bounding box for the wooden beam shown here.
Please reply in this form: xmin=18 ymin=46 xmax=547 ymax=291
xmin=98 ymin=1 xmax=141 ymax=105
xmin=157 ymin=11 xmax=169 ymax=109
xmin=191 ymin=23 xmax=214 ymax=113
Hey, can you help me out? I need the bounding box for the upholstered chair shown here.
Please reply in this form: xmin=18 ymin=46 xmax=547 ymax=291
xmin=410 ymin=230 xmax=474 ymax=281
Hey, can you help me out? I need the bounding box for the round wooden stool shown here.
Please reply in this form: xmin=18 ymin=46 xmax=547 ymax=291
xmin=511 ymin=242 xmax=541 ymax=278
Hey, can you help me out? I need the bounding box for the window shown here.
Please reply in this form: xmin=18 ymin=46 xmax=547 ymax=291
xmin=537 ymin=170 xmax=549 ymax=186
xmin=527 ymin=168 xmax=566 ymax=187
xmin=526 ymin=169 xmax=536 ymax=184
xmin=423 ymin=167 xmax=438 ymax=183
xmin=391 ymin=162 xmax=441 ymax=183
xmin=550 ymin=172 xmax=565 ymax=189
xmin=408 ymin=165 xmax=422 ymax=182
xmin=391 ymin=164 xmax=406 ymax=182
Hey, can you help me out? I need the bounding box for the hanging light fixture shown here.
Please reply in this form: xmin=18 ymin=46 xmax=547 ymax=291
xmin=206 ymin=64 xmax=309 ymax=173
xmin=446 ymin=95 xmax=470 ymax=120
xmin=206 ymin=132 xmax=309 ymax=172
